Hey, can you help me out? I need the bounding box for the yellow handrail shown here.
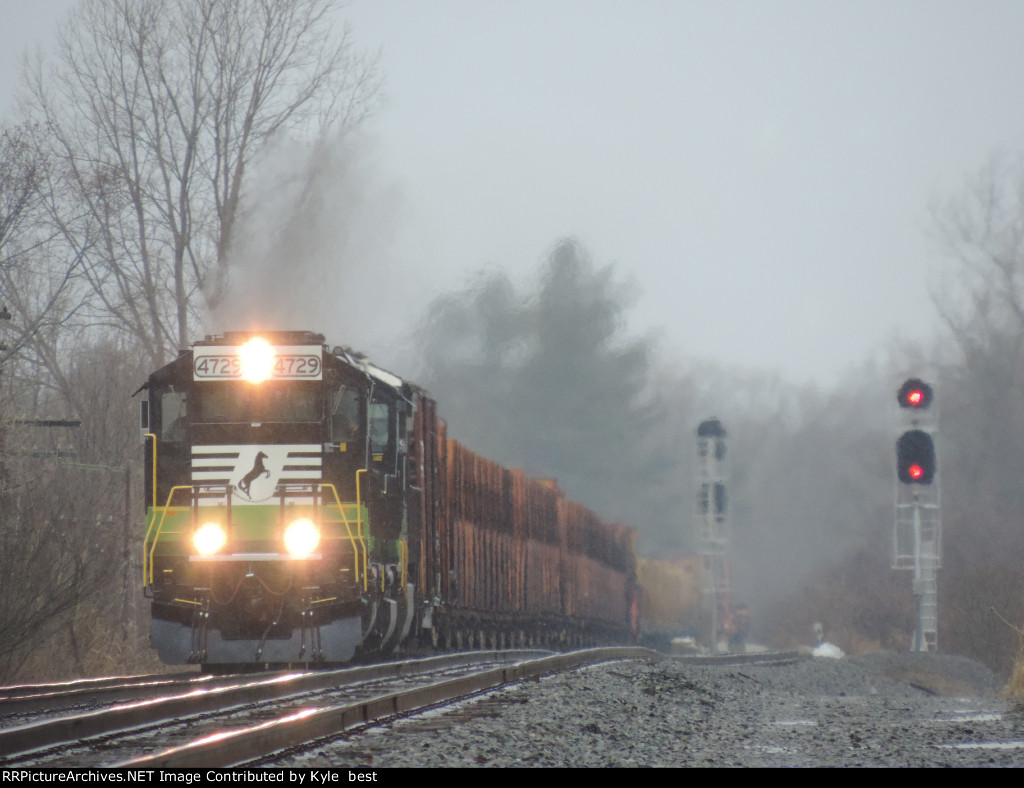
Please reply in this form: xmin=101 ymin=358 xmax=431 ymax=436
xmin=355 ymin=468 xmax=365 ymax=511
xmin=143 ymin=485 xmax=193 ymax=587
xmin=318 ymin=482 xmax=368 ymax=591
xmin=142 ymin=475 xmax=375 ymax=595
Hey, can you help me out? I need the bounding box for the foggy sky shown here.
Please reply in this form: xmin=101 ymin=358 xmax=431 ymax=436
xmin=4 ymin=1 xmax=1024 ymax=384
xmin=341 ymin=0 xmax=1024 ymax=385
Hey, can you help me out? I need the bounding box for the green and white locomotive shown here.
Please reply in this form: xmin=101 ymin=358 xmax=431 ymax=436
xmin=140 ymin=331 xmax=421 ymax=667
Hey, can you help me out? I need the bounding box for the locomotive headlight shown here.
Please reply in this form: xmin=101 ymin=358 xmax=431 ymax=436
xmin=284 ymin=518 xmax=320 ymax=558
xmin=240 ymin=337 xmax=275 ymax=383
xmin=193 ymin=522 xmax=228 ymax=556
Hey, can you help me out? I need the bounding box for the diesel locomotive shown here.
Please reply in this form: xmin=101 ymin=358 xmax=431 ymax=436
xmin=139 ymin=330 xmax=640 ymax=668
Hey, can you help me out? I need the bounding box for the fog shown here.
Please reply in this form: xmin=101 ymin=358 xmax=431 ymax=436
xmin=3 ymin=1 xmax=1024 ymax=674
xmin=7 ymin=1 xmax=1024 ymax=382
xmin=209 ymin=133 xmax=409 ymax=363
xmin=339 ymin=0 xmax=1024 ymax=387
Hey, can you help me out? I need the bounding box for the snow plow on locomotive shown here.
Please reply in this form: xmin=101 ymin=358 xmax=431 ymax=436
xmin=139 ymin=330 xmax=640 ymax=668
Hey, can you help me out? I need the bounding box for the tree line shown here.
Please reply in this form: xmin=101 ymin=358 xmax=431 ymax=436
xmin=412 ymin=162 xmax=1024 ymax=674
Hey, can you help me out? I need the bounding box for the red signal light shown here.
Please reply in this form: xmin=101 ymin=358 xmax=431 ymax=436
xmin=896 ymin=429 xmax=936 ymax=484
xmin=897 ymin=378 xmax=933 ymax=410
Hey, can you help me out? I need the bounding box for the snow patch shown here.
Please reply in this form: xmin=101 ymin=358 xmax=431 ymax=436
xmin=812 ymin=642 xmax=845 ymax=659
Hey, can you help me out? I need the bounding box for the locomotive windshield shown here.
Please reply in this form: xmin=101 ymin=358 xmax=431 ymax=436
xmin=329 ymin=386 xmax=361 ymax=441
xmin=196 ymin=381 xmax=319 ymax=424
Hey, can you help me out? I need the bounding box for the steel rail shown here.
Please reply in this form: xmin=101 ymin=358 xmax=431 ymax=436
xmin=118 ymin=647 xmax=664 ymax=768
xmin=0 ymin=650 xmax=551 ymax=760
xmin=672 ymin=650 xmax=806 ymax=666
xmin=0 ymin=673 xmax=217 ymax=718
xmin=0 ymin=672 xmax=198 ymax=701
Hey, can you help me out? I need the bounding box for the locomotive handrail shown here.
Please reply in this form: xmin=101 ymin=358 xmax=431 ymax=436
xmin=400 ymin=538 xmax=407 ymax=591
xmin=317 ymin=482 xmax=368 ymax=591
xmin=144 ymin=433 xmax=157 ymax=510
xmin=144 ymin=482 xmax=369 ymax=592
xmin=143 ymin=485 xmax=194 ymax=587
xmin=345 ymin=468 xmax=407 ymax=592
xmin=347 ymin=468 xmax=406 ymax=593
xmin=356 ymin=469 xmax=368 ymax=591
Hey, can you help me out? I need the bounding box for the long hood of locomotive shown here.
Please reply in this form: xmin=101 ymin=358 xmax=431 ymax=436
xmin=192 ymin=444 xmax=321 ymax=504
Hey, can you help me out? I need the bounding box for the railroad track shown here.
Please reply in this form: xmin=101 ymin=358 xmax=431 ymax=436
xmin=0 ymin=648 xmax=800 ymax=767
xmin=0 ymin=649 xmax=597 ymax=767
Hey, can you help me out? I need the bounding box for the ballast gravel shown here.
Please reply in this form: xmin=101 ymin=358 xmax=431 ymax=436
xmin=279 ymin=650 xmax=1022 ymax=768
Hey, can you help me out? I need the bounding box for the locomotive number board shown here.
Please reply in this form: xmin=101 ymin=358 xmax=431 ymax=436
xmin=194 ymin=345 xmax=323 ymax=381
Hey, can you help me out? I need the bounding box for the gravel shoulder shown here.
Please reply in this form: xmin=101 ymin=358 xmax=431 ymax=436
xmin=279 ymin=650 xmax=1022 ymax=768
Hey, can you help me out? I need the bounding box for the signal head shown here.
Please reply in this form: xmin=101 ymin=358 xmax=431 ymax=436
xmin=897 ymin=378 xmax=933 ymax=410
xmin=896 ymin=429 xmax=936 ymax=485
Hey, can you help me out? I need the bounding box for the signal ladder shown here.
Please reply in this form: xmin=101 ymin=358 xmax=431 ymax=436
xmin=894 ymin=486 xmax=941 ymax=651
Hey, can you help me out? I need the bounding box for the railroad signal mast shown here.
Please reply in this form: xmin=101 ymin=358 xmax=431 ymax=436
xmin=695 ymin=418 xmax=730 ymax=652
xmin=893 ymin=378 xmax=941 ymax=652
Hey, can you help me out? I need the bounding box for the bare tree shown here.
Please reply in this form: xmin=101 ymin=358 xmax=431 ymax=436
xmin=0 ymin=416 xmax=125 ymax=680
xmin=0 ymin=334 xmax=154 ymax=681
xmin=924 ymin=150 xmax=1024 ymax=672
xmin=930 ymin=153 xmax=1024 ymax=527
xmin=0 ymin=126 xmax=42 ymax=263
xmin=0 ymin=124 xmax=87 ymax=369
xmin=21 ymin=0 xmax=380 ymax=367
xmin=931 ymin=152 xmax=1024 ymax=373
xmin=0 ymin=1 xmax=381 ymax=679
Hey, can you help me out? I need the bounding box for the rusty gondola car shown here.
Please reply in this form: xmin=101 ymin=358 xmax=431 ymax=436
xmin=139 ymin=330 xmax=640 ymax=668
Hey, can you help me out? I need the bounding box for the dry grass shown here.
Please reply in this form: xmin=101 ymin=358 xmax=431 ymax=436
xmin=1003 ymin=635 xmax=1024 ymax=699
xmin=992 ymin=607 xmax=1024 ymax=699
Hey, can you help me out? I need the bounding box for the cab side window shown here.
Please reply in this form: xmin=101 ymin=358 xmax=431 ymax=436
xmin=368 ymin=399 xmax=390 ymax=461
xmin=161 ymin=390 xmax=188 ymax=442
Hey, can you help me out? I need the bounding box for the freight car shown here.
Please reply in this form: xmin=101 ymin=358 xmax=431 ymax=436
xmin=638 ymin=556 xmax=701 ymax=652
xmin=139 ymin=330 xmax=640 ymax=667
